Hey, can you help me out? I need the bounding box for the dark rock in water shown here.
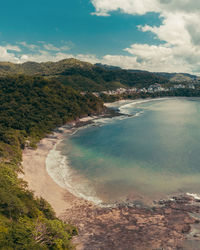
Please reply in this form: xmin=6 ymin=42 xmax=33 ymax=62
xmin=182 ymin=225 xmax=191 ymax=234
xmin=193 ymin=234 xmax=200 ymax=238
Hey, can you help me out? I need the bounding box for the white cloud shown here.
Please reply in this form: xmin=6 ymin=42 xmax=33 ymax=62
xmin=1 ymin=1 xmax=200 ymax=74
xmin=18 ymin=41 xmax=39 ymax=50
xmin=91 ymin=12 xmax=110 ymax=16
xmin=0 ymin=29 xmax=200 ymax=75
xmin=0 ymin=41 xmax=76 ymax=63
xmin=90 ymin=0 xmax=200 ymax=74
xmin=0 ymin=42 xmax=73 ymax=63
xmin=43 ymin=43 xmax=61 ymax=51
xmin=60 ymin=45 xmax=70 ymax=51
xmin=91 ymin=0 xmax=160 ymax=16
xmin=76 ymin=54 xmax=100 ymax=64
xmin=19 ymin=50 xmax=74 ymax=63
xmin=0 ymin=46 xmax=20 ymax=63
xmin=5 ymin=44 xmax=21 ymax=52
xmin=43 ymin=43 xmax=71 ymax=52
xmin=0 ymin=42 xmax=99 ymax=65
xmin=91 ymin=0 xmax=200 ymax=16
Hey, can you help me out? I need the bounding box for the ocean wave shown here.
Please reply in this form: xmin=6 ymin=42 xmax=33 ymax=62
xmin=46 ymin=146 xmax=139 ymax=208
xmin=68 ymin=99 xmax=159 ymax=133
xmin=186 ymin=192 xmax=200 ymax=200
xmin=134 ymin=111 xmax=144 ymax=117
xmin=67 ymin=123 xmax=97 ymax=136
xmin=93 ymin=115 xmax=128 ymax=125
xmin=119 ymin=98 xmax=170 ymax=115
xmin=104 ymin=99 xmax=133 ymax=108
xmin=119 ymin=99 xmax=151 ymax=115
xmin=46 ymin=144 xmax=102 ymax=205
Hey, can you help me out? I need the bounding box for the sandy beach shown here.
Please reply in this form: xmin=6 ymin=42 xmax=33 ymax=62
xmin=22 ymin=120 xmax=97 ymax=217
xmin=23 ymin=129 xmax=73 ymax=215
xmin=21 ymin=119 xmax=101 ymax=249
xmin=22 ymin=116 xmax=200 ymax=250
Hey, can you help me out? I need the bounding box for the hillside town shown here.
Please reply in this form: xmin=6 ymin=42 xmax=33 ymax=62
xmin=92 ymin=83 xmax=196 ymax=97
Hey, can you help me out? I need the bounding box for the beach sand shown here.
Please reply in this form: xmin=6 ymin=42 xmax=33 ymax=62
xmin=23 ymin=130 xmax=71 ymax=215
xmin=21 ymin=119 xmax=200 ymax=250
xmin=22 ymin=123 xmax=96 ymax=217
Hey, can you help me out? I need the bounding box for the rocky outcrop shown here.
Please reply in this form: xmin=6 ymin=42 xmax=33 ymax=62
xmin=61 ymin=195 xmax=200 ymax=249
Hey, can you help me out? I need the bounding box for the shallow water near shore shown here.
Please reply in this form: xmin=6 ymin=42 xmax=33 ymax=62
xmin=46 ymin=97 xmax=200 ymax=205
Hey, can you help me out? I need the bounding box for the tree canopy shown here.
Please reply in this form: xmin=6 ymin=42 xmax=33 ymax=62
xmin=0 ymin=75 xmax=104 ymax=249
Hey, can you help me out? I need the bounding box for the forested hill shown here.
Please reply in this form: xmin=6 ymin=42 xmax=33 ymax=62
xmin=96 ymin=63 xmax=199 ymax=83
xmin=0 ymin=59 xmax=198 ymax=249
xmin=0 ymin=75 xmax=104 ymax=249
xmin=0 ymin=59 xmax=168 ymax=91
xmin=154 ymin=72 xmax=199 ymax=82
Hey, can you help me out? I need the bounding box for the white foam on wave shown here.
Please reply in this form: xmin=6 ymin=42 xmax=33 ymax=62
xmin=68 ymin=123 xmax=96 ymax=136
xmin=93 ymin=115 xmax=128 ymax=125
xmin=119 ymin=99 xmax=150 ymax=114
xmin=119 ymin=98 xmax=170 ymax=115
xmin=104 ymin=99 xmax=133 ymax=108
xmin=186 ymin=192 xmax=200 ymax=200
xmin=134 ymin=111 xmax=144 ymax=117
xmin=46 ymin=143 xmax=102 ymax=205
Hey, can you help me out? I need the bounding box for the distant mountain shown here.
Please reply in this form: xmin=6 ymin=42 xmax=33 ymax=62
xmin=95 ymin=63 xmax=122 ymax=71
xmin=0 ymin=59 xmax=168 ymax=91
xmin=0 ymin=58 xmax=93 ymax=76
xmin=96 ymin=63 xmax=199 ymax=83
xmin=96 ymin=63 xmax=151 ymax=73
xmin=0 ymin=60 xmax=197 ymax=88
xmin=154 ymin=72 xmax=198 ymax=82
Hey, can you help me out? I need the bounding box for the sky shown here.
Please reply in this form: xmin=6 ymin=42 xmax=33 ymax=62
xmin=0 ymin=0 xmax=200 ymax=74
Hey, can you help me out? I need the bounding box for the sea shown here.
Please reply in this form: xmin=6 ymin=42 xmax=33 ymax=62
xmin=46 ymin=97 xmax=200 ymax=206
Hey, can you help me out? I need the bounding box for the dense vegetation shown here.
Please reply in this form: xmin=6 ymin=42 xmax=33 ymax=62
xmin=0 ymin=59 xmax=169 ymax=91
xmin=0 ymin=75 xmax=104 ymax=249
xmin=57 ymin=65 xmax=168 ymax=91
xmin=0 ymin=58 xmax=200 ymax=249
xmin=1 ymin=59 xmax=199 ymax=93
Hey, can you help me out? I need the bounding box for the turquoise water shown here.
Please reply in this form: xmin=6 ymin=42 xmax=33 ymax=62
xmin=47 ymin=98 xmax=200 ymax=204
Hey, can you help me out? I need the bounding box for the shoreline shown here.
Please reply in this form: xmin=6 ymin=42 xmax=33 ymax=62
xmin=22 ymin=115 xmax=102 ymax=216
xmin=22 ymin=99 xmax=200 ymax=249
xmin=22 ymin=107 xmax=125 ymax=217
xmin=22 ymin=127 xmax=81 ymax=216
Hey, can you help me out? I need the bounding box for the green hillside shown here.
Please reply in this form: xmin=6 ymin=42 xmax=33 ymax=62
xmin=0 ymin=59 xmax=169 ymax=91
xmin=0 ymin=59 xmax=91 ymax=75
xmin=0 ymin=75 xmax=104 ymax=249
xmin=0 ymin=59 xmax=199 ymax=249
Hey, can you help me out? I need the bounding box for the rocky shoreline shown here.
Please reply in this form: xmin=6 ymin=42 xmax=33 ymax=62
xmin=60 ymin=194 xmax=200 ymax=249
xmin=22 ymin=104 xmax=200 ymax=249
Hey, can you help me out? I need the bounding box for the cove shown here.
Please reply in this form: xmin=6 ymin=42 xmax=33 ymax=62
xmin=47 ymin=98 xmax=200 ymax=205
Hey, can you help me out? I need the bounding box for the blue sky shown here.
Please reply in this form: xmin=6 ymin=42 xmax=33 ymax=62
xmin=0 ymin=0 xmax=161 ymax=55
xmin=0 ymin=0 xmax=200 ymax=74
